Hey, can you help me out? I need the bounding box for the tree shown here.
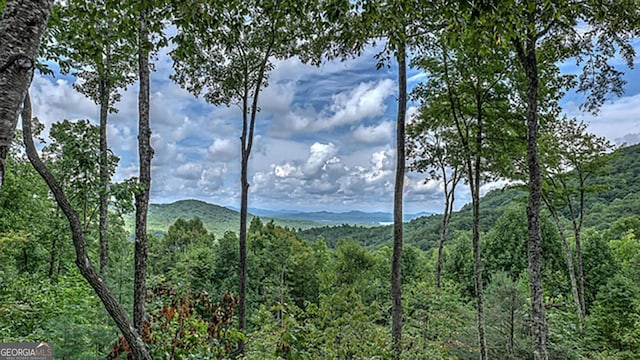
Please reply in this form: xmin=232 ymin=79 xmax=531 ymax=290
xmin=408 ymin=100 xmax=462 ymax=289
xmin=170 ymin=1 xmax=314 ymax=353
xmin=22 ymin=94 xmax=152 ymax=360
xmin=44 ymin=120 xmax=118 ymax=231
xmin=412 ymin=22 xmax=524 ymax=359
xmin=485 ymin=272 xmax=531 ymax=359
xmin=479 ymin=2 xmax=638 ymax=357
xmin=540 ymin=116 xmax=613 ymax=318
xmin=48 ymin=0 xmax=138 ymax=276
xmin=482 ymin=205 xmax=564 ymax=283
xmin=312 ymin=1 xmax=436 ymax=354
xmin=0 ymin=0 xmax=53 ymax=189
xmin=151 ymin=217 xmax=215 ymax=275
xmin=130 ymin=0 xmax=167 ymax=335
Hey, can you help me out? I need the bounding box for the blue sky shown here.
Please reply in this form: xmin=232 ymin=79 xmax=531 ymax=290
xmin=27 ymin=42 xmax=640 ymax=214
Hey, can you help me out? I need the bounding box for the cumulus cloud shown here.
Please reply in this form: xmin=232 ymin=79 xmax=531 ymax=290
xmin=565 ymin=92 xmax=640 ymax=142
xmin=252 ymin=144 xmax=401 ymax=210
xmin=207 ymin=138 xmax=238 ymax=161
xmin=198 ymin=165 xmax=227 ymax=193
xmin=269 ymin=78 xmax=396 ymax=137
xmin=316 ymin=79 xmax=395 ymax=131
xmin=351 ymin=121 xmax=394 ymax=145
xmin=303 ymin=142 xmax=339 ymax=177
xmin=175 ymin=163 xmax=203 ymax=180
xmin=30 ymin=75 xmax=98 ymax=128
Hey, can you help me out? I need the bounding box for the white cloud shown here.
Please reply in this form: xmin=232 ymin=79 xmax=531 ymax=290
xmin=30 ymin=76 xmax=98 ymax=129
xmin=565 ymin=93 xmax=640 ymax=142
xmin=352 ymin=121 xmax=394 ymax=145
xmin=198 ymin=166 xmax=227 ymax=192
xmin=207 ymin=138 xmax=238 ymax=161
xmin=317 ymin=79 xmax=395 ymax=131
xmin=303 ymin=142 xmax=339 ymax=177
xmin=176 ymin=162 xmax=203 ymax=180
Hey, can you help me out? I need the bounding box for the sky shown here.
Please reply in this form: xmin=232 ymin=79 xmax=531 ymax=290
xmin=27 ymin=41 xmax=640 ymax=214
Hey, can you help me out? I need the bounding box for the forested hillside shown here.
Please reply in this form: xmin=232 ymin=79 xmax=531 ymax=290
xmin=301 ymin=144 xmax=640 ymax=250
xmin=123 ymin=199 xmax=321 ymax=238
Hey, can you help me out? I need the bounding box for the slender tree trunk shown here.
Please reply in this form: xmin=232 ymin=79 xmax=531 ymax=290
xmin=133 ymin=6 xmax=152 ymax=334
xmin=99 ymin=79 xmax=109 ymax=277
xmin=521 ymin=44 xmax=549 ymax=360
xmin=442 ymin=44 xmax=487 ymax=359
xmin=546 ymin=205 xmax=582 ymax=321
xmin=574 ymin=227 xmax=585 ymax=315
xmin=573 ymin=183 xmax=586 ymax=315
xmin=436 ymin=170 xmax=457 ymax=289
xmin=238 ymin=152 xmax=249 ymax=351
xmin=22 ymin=92 xmax=152 ymax=360
xmin=237 ymin=41 xmax=272 ymax=357
xmin=391 ymin=45 xmax=407 ymax=360
xmin=564 ymin=181 xmax=586 ymax=317
xmin=0 ymin=0 xmax=53 ymax=189
xmin=472 ymin=90 xmax=488 ymax=360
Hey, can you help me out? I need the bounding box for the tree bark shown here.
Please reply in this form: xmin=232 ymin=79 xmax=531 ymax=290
xmin=391 ymin=45 xmax=406 ymax=360
xmin=237 ymin=39 xmax=273 ymax=356
xmin=22 ymin=92 xmax=152 ymax=360
xmin=471 ymin=96 xmax=487 ymax=360
xmin=0 ymin=0 xmax=53 ymax=189
xmin=133 ymin=6 xmax=152 ymax=334
xmin=520 ymin=42 xmax=549 ymax=360
xmin=99 ymin=79 xmax=109 ymax=277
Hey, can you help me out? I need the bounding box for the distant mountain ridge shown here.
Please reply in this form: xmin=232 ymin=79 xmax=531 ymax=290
xmin=299 ymin=143 xmax=640 ymax=250
xmin=124 ymin=199 xmax=321 ymax=238
xmin=245 ymin=208 xmax=434 ymax=224
xmin=124 ymin=199 xmax=430 ymax=237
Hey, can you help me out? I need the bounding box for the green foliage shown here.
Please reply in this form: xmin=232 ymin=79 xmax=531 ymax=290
xmin=0 ymin=271 xmax=117 ymax=359
xmin=46 ymin=0 xmax=137 ymax=106
xmin=585 ymin=273 xmax=640 ymax=357
xmin=483 ymin=206 xmax=565 ymax=284
xmin=484 ymin=272 xmax=532 ymax=360
xmin=124 ymin=199 xmax=319 ymax=238
xmin=149 ymin=217 xmax=215 ymax=280
xmin=582 ymin=230 xmax=619 ymax=310
xmin=109 ymin=287 xmax=243 ymax=359
xmin=403 ymin=281 xmax=478 ymax=359
xmin=44 ymin=119 xmax=118 ymax=219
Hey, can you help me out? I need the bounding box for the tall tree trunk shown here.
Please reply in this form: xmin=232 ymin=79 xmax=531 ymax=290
xmin=133 ymin=6 xmax=152 ymax=334
xmin=574 ymin=183 xmax=586 ymax=315
xmin=574 ymin=226 xmax=585 ymax=315
xmin=436 ymin=169 xmax=458 ymax=289
xmin=0 ymin=0 xmax=53 ymax=189
xmin=471 ymin=96 xmax=487 ymax=360
xmin=237 ymin=41 xmax=272 ymax=356
xmin=238 ymin=151 xmax=249 ymax=340
xmin=99 ymin=79 xmax=109 ymax=277
xmin=391 ymin=45 xmax=407 ymax=360
xmin=22 ymin=92 xmax=152 ymax=360
xmin=521 ymin=44 xmax=549 ymax=360
xmin=545 ymin=199 xmax=582 ymax=321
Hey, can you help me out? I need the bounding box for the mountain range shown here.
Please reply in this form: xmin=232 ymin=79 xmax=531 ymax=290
xmin=124 ymin=199 xmax=432 ymax=238
xmin=126 ymin=143 xmax=640 ymax=248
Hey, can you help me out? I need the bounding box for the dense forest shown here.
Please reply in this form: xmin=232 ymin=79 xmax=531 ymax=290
xmin=1 ymin=0 xmax=640 ymax=359
xmin=2 ymin=144 xmax=640 ymax=359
